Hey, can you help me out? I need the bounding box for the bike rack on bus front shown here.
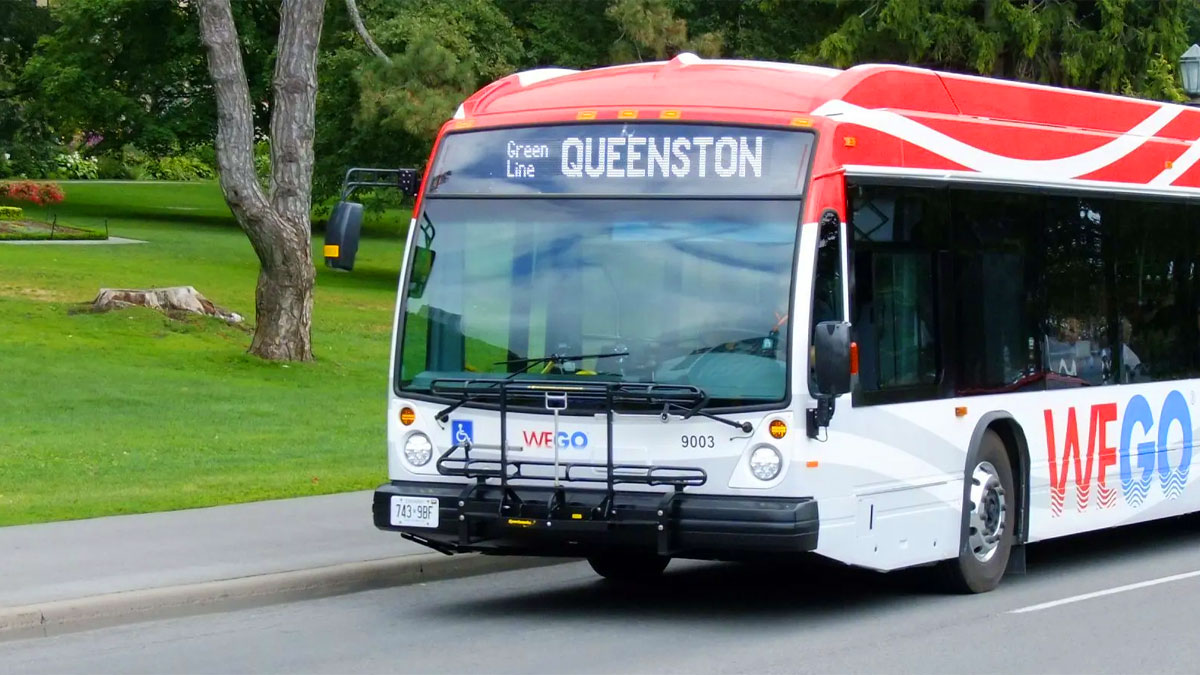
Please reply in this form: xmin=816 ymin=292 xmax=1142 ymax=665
xmin=428 ymin=378 xmax=710 ymax=555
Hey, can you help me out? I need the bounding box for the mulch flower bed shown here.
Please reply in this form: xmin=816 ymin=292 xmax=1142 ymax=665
xmin=0 ymin=219 xmax=106 ymax=240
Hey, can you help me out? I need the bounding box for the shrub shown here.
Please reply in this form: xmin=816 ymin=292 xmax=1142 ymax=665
xmin=115 ymin=144 xmax=152 ymax=180
xmin=53 ymin=151 xmax=100 ymax=180
xmin=185 ymin=142 xmax=217 ymax=171
xmin=121 ymin=162 xmax=150 ymax=181
xmin=1 ymin=117 xmax=59 ymax=179
xmin=0 ymin=206 xmax=22 ymax=220
xmin=80 ymin=143 xmax=225 ymax=183
xmin=121 ymin=143 xmax=151 ymax=169
xmin=254 ymin=141 xmax=271 ymax=184
xmin=2 ymin=181 xmax=66 ymax=206
xmin=148 ymin=155 xmax=216 ymax=181
xmin=95 ymin=154 xmax=127 ymax=180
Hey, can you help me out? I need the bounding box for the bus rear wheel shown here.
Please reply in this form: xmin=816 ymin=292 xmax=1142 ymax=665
xmin=587 ymin=553 xmax=670 ymax=583
xmin=940 ymin=430 xmax=1015 ymax=593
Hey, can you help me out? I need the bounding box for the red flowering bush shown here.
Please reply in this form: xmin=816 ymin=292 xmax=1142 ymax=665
xmin=2 ymin=181 xmax=65 ymax=206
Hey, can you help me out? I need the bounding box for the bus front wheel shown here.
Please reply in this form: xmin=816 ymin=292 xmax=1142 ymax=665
xmin=941 ymin=430 xmax=1015 ymax=593
xmin=587 ymin=553 xmax=670 ymax=583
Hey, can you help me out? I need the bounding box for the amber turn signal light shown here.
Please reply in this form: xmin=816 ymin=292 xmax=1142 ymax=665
xmin=399 ymin=407 xmax=416 ymax=426
xmin=768 ymin=419 xmax=787 ymax=439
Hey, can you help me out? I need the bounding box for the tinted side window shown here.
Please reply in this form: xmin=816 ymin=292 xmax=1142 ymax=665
xmin=1043 ymin=196 xmax=1115 ymax=387
xmin=847 ymin=184 xmax=1200 ymax=401
xmin=951 ymin=190 xmax=1043 ymax=394
xmin=1113 ymin=201 xmax=1200 ymax=383
xmin=871 ymin=251 xmax=936 ymax=387
xmin=851 ymin=186 xmax=946 ymax=395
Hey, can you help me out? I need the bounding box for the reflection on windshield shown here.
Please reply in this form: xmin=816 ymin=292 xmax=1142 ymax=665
xmin=398 ymin=199 xmax=801 ymax=404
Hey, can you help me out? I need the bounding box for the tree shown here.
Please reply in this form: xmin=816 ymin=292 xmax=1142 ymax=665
xmin=498 ymin=0 xmax=614 ymax=69
xmin=24 ymin=0 xmax=278 ymax=157
xmin=312 ymin=0 xmax=524 ymax=201
xmin=0 ymin=0 xmax=55 ymax=177
xmin=606 ymin=0 xmax=723 ymax=63
xmin=679 ymin=0 xmax=843 ymax=64
xmin=197 ymin=0 xmax=325 ymax=361
xmin=344 ymin=0 xmax=390 ymax=64
xmin=809 ymin=0 xmax=1191 ymax=102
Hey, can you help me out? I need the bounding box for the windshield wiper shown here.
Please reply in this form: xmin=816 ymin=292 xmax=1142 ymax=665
xmin=660 ymin=390 xmax=753 ymax=433
xmin=496 ymin=351 xmax=629 ymax=377
xmin=434 ymin=380 xmax=502 ymax=423
xmin=434 ymin=351 xmax=630 ymax=422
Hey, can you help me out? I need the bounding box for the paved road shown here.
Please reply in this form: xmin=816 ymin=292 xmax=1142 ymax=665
xmin=4 ymin=516 xmax=1200 ymax=674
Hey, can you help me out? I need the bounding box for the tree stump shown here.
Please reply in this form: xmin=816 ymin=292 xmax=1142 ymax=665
xmin=91 ymin=286 xmax=244 ymax=323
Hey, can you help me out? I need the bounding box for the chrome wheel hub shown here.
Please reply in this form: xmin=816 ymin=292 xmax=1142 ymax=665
xmin=968 ymin=461 xmax=1006 ymax=563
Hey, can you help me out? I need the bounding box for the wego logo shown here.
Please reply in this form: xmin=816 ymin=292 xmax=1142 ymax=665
xmin=1044 ymin=391 xmax=1193 ymax=516
xmin=521 ymin=430 xmax=588 ymax=449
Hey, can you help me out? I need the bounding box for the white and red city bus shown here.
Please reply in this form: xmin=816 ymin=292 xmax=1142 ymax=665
xmin=349 ymin=55 xmax=1200 ymax=592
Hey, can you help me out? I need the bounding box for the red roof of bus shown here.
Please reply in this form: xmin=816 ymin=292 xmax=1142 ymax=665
xmin=448 ymin=54 xmax=1200 ymax=198
xmin=461 ymin=54 xmax=1176 ymax=136
xmin=462 ymin=57 xmax=840 ymax=119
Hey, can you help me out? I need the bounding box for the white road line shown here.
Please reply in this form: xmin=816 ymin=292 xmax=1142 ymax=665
xmin=1010 ymin=569 xmax=1200 ymax=614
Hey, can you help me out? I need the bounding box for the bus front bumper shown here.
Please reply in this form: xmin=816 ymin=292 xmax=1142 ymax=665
xmin=373 ymin=480 xmax=819 ymax=559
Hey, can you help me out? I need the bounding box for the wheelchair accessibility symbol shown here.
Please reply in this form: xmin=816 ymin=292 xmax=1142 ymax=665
xmin=451 ymin=420 xmax=473 ymax=447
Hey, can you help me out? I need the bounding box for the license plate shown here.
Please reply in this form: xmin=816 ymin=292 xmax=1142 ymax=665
xmin=389 ymin=496 xmax=440 ymax=528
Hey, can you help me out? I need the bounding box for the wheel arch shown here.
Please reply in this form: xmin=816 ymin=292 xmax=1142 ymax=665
xmin=961 ymin=411 xmax=1031 ymax=545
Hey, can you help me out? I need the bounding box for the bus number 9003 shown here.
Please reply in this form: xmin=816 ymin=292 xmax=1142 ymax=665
xmin=681 ymin=435 xmax=716 ymax=449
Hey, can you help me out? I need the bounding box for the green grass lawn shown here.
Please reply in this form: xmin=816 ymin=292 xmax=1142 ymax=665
xmin=0 ymin=181 xmax=409 ymax=526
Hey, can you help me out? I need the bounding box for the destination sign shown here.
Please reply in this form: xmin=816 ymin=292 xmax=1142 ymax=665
xmin=425 ymin=124 xmax=812 ymax=196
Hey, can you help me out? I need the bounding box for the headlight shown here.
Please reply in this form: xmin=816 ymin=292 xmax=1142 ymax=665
xmin=404 ymin=432 xmax=434 ymax=467
xmin=749 ymin=445 xmax=782 ymax=481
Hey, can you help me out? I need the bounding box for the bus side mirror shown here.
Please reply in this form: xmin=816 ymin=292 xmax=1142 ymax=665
xmin=813 ymin=320 xmax=852 ymax=396
xmin=324 ymin=201 xmax=363 ymax=271
xmin=408 ymin=246 xmax=436 ymax=299
xmin=809 ymin=321 xmax=851 ymax=438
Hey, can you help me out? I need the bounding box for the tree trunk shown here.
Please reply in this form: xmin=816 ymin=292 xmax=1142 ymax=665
xmin=252 ymin=255 xmax=315 ymax=360
xmin=196 ymin=0 xmax=325 ymax=362
xmin=92 ymin=286 xmax=244 ymax=323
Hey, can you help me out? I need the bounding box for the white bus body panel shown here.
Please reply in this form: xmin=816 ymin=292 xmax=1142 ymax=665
xmin=387 ymin=214 xmax=1200 ymax=573
xmin=812 ymin=380 xmax=1200 ymax=572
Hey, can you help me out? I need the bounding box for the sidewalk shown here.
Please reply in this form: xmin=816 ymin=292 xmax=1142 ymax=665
xmin=1 ymin=491 xmax=407 ymax=607
xmin=0 ymin=491 xmax=551 ymax=638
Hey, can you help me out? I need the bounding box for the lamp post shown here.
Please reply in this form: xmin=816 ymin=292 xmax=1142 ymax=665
xmin=1182 ymin=44 xmax=1200 ymax=104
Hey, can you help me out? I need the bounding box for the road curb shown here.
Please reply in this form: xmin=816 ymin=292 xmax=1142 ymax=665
xmin=0 ymin=553 xmax=568 ymax=641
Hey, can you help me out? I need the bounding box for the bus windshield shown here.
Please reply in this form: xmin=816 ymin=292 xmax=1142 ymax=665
xmin=397 ymin=198 xmax=802 ymax=406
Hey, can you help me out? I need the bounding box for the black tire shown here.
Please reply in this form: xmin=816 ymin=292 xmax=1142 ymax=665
xmin=939 ymin=429 xmax=1016 ymax=593
xmin=587 ymin=553 xmax=670 ymax=583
